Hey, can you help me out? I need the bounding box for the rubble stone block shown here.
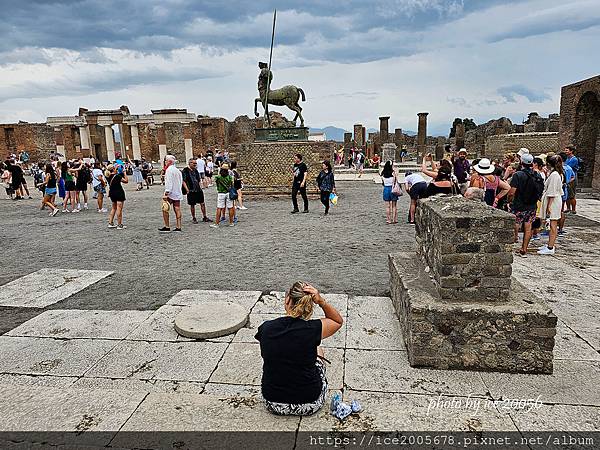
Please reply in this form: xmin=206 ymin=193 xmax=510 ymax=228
xmin=389 ymin=253 xmax=556 ymax=374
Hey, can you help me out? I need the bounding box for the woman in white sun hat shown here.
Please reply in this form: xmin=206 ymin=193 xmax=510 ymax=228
xmin=473 ymin=158 xmax=510 ymax=207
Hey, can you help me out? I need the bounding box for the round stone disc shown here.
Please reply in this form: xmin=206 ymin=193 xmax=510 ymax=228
xmin=174 ymin=302 xmax=249 ymax=339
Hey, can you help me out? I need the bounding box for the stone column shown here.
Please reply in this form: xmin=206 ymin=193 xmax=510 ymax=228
xmin=79 ymin=126 xmax=91 ymax=152
xmin=54 ymin=128 xmax=65 ymax=160
xmin=353 ymin=124 xmax=363 ymax=147
xmin=455 ymin=122 xmax=466 ymax=150
xmin=417 ymin=112 xmax=429 ymax=158
xmin=435 ymin=137 xmax=446 ymax=160
xmin=104 ymin=125 xmax=115 ymax=162
xmin=343 ymin=132 xmax=352 ymax=147
xmin=379 ymin=116 xmax=390 ymax=142
xmin=130 ymin=124 xmax=142 ymax=161
xmin=157 ymin=126 xmax=167 ymax=162
xmin=183 ymin=125 xmax=193 ymax=162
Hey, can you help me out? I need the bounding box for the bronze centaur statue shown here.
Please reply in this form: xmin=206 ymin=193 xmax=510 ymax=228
xmin=254 ymin=61 xmax=306 ymax=127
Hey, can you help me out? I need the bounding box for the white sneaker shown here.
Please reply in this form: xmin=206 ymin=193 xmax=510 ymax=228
xmin=83 ymin=204 xmax=88 ymax=210
xmin=239 ymin=206 xmax=248 ymax=210
xmin=209 ymin=223 xmax=218 ymax=229
xmin=71 ymin=209 xmax=80 ymax=213
xmin=108 ymin=223 xmax=117 ymax=228
xmin=99 ymin=208 xmax=108 ymax=213
xmin=537 ymin=246 xmax=555 ymax=255
xmin=77 ymin=204 xmax=81 ymax=210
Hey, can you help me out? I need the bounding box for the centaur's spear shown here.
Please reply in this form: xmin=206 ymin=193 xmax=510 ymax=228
xmin=263 ymin=9 xmax=276 ymax=127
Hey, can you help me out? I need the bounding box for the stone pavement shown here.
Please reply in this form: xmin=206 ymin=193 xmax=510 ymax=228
xmin=0 ymin=183 xmax=599 ymax=446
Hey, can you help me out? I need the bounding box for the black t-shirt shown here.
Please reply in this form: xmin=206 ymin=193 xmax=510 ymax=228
xmin=108 ymin=173 xmax=125 ymax=201
xmin=510 ymin=169 xmax=537 ymax=211
xmin=8 ymin=165 xmax=24 ymax=183
xmin=182 ymin=167 xmax=201 ymax=192
xmin=293 ymin=162 xmax=307 ymax=186
xmin=255 ymin=316 xmax=322 ymax=404
xmin=424 ymin=182 xmax=453 ymax=197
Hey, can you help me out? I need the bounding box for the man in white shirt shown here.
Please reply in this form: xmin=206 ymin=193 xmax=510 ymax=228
xmin=196 ymin=154 xmax=207 ymax=188
xmin=159 ymin=155 xmax=183 ymax=233
xmin=404 ymin=171 xmax=428 ymax=224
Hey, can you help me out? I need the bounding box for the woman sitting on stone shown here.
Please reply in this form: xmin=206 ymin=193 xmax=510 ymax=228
xmin=255 ymin=282 xmax=343 ymax=416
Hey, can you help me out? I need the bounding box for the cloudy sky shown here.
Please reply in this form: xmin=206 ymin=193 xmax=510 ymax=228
xmin=0 ymin=0 xmax=598 ymax=135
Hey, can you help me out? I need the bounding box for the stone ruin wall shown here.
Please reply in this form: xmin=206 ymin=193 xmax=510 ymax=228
xmin=485 ymin=132 xmax=560 ymax=160
xmin=0 ymin=123 xmax=55 ymax=162
xmin=559 ymin=75 xmax=600 ymax=189
xmin=1 ymin=115 xmax=259 ymax=163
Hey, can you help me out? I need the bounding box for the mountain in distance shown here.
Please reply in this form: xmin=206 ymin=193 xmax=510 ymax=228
xmin=309 ymin=126 xmax=347 ymax=142
xmin=310 ymin=126 xmax=417 ymax=142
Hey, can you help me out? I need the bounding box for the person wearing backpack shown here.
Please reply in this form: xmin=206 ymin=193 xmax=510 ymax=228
xmin=508 ymin=153 xmax=544 ymax=258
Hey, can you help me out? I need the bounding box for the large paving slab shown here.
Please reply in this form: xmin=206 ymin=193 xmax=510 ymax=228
xmin=202 ymin=382 xmax=262 ymax=397
xmin=554 ymin=321 xmax=600 ymax=361
xmin=347 ymin=296 xmax=405 ymax=350
xmin=208 ymin=342 xmax=344 ymax=390
xmin=576 ymin=199 xmax=600 ymax=223
xmin=0 ymin=269 xmax=113 ymax=308
xmin=345 ymin=348 xmax=489 ymax=397
xmin=125 ymin=305 xmax=195 ymax=342
xmin=84 ymin=340 xmax=228 ymax=382
xmin=167 ymin=289 xmax=261 ymax=311
xmin=0 ymin=336 xmax=117 ymax=377
xmin=72 ymin=376 xmax=204 ymax=395
xmin=297 ymin=390 xmax=517 ymax=434
xmin=5 ymin=309 xmax=153 ymax=340
xmin=481 ymin=360 xmax=600 ymax=407
xmin=126 ymin=304 xmax=232 ymax=343
xmin=0 ymin=383 xmax=146 ymax=444
xmin=513 ymin=257 xmax=600 ymax=351
xmin=509 ymin=402 xmax=600 ymax=432
xmin=112 ymin=392 xmax=298 ymax=448
xmin=0 ymin=373 xmax=77 ymax=388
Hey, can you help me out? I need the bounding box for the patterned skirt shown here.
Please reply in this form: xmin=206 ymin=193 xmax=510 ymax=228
xmin=263 ymin=360 xmax=328 ymax=416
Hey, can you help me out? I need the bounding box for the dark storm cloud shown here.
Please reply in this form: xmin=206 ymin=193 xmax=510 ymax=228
xmin=0 ymin=0 xmax=523 ymax=64
xmin=0 ymin=66 xmax=225 ymax=102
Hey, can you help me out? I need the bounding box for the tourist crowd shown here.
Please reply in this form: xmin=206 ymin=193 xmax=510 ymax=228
xmin=383 ymin=144 xmax=583 ymax=257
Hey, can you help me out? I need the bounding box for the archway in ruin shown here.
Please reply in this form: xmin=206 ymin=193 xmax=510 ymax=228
xmin=574 ymin=91 xmax=600 ymax=188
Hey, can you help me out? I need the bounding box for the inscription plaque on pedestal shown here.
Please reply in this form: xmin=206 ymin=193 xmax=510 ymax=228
xmin=255 ymin=127 xmax=309 ymax=142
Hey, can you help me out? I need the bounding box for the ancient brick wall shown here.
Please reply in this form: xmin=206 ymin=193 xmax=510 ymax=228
xmin=464 ymin=117 xmax=514 ymax=157
xmin=0 ymin=123 xmax=55 ymax=161
xmin=164 ymin=123 xmax=186 ymax=161
xmin=89 ymin=125 xmax=108 ymax=161
xmin=415 ymin=195 xmax=515 ymax=301
xmin=137 ymin=124 xmax=159 ymax=162
xmin=559 ymin=75 xmax=600 ymax=189
xmin=234 ymin=141 xmax=336 ymax=194
xmin=485 ymin=132 xmax=559 ymax=159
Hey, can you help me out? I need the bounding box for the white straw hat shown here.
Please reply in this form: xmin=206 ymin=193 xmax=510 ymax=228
xmin=474 ymin=158 xmax=495 ymax=175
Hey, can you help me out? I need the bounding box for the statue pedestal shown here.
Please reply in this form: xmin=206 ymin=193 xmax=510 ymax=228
xmin=254 ymin=127 xmax=309 ymax=142
xmin=232 ymin=140 xmax=336 ymax=196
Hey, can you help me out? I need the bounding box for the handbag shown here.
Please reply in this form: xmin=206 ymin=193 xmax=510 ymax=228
xmin=392 ymin=176 xmax=403 ymax=196
xmin=329 ymin=192 xmax=338 ymax=205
